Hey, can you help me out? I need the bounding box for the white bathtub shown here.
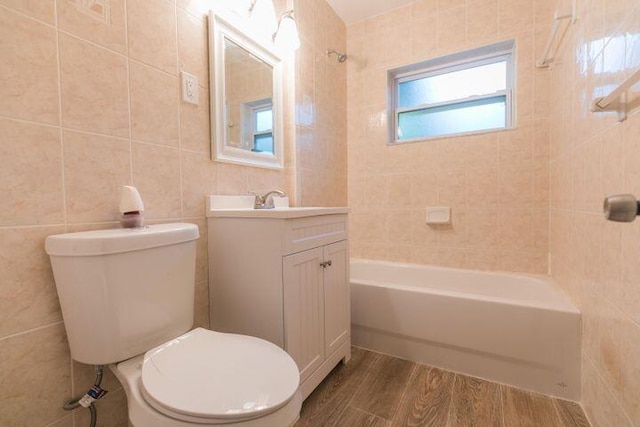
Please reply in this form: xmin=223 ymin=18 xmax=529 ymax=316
xmin=350 ymin=259 xmax=581 ymax=401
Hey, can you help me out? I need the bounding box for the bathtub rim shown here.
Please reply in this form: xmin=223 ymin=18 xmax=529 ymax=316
xmin=350 ymin=258 xmax=579 ymax=314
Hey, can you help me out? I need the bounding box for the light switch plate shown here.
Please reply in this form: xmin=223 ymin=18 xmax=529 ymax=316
xmin=181 ymin=71 xmax=199 ymax=105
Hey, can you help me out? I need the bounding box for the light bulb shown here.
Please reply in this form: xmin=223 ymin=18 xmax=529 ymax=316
xmin=274 ymin=13 xmax=301 ymax=53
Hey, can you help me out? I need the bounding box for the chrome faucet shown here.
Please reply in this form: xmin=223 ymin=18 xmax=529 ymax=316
xmin=251 ymin=190 xmax=286 ymax=209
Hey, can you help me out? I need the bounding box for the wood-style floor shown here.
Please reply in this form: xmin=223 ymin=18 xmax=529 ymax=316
xmin=295 ymin=347 xmax=590 ymax=427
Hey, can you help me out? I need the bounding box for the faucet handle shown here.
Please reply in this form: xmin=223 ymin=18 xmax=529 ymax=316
xmin=261 ymin=190 xmax=286 ymax=209
xmin=247 ymin=191 xmax=264 ymax=209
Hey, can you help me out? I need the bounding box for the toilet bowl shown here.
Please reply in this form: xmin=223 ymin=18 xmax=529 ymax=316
xmin=112 ymin=328 xmax=302 ymax=426
xmin=45 ymin=223 xmax=302 ymax=426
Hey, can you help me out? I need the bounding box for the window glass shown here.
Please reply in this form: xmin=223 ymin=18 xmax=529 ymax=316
xmin=398 ymin=61 xmax=507 ymax=108
xmin=255 ymin=108 xmax=273 ymax=132
xmin=253 ymin=133 xmax=274 ymax=153
xmin=388 ymin=40 xmax=514 ymax=142
xmin=398 ymin=96 xmax=507 ymax=140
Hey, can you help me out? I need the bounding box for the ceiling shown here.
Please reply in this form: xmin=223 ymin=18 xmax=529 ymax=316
xmin=325 ymin=0 xmax=416 ymax=25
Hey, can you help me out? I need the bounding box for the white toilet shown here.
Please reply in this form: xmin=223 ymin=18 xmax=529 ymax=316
xmin=45 ymin=223 xmax=302 ymax=426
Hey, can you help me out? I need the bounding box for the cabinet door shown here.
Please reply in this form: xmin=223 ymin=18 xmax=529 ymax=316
xmin=322 ymin=240 xmax=350 ymax=356
xmin=283 ymin=247 xmax=324 ymax=383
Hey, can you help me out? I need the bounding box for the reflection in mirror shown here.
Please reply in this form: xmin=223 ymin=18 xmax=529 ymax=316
xmin=224 ymin=38 xmax=274 ymax=154
xmin=209 ymin=11 xmax=283 ymax=170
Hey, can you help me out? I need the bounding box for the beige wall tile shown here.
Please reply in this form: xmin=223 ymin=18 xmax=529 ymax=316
xmin=0 ymin=119 xmax=64 ymax=226
xmin=177 ymin=10 xmax=209 ymax=88
xmin=59 ymin=34 xmax=130 ymax=137
xmin=436 ymin=6 xmax=466 ymax=53
xmin=56 ymin=0 xmax=127 ymax=54
xmin=465 ymin=250 xmax=500 ymax=271
xmin=499 ymin=0 xmax=534 ymax=35
xmin=180 ymin=85 xmax=211 ymax=153
xmin=0 ymin=324 xmax=71 ymax=426
xmin=545 ymin=0 xmax=640 ymax=421
xmin=467 ymin=0 xmax=499 ymax=45
xmin=47 ymin=415 xmax=73 ymax=427
xmin=246 ymin=167 xmax=288 ymax=195
xmin=0 ymin=226 xmax=64 ymax=338
xmin=387 ymin=210 xmax=412 ymax=245
xmin=194 ymin=280 xmax=210 ymax=329
xmin=0 ymin=0 xmax=55 ymax=24
xmin=132 ymin=142 xmax=182 ymax=219
xmin=619 ymin=315 xmax=640 ymax=423
xmin=347 ymin=0 xmax=549 ymax=278
xmin=467 ymin=210 xmax=500 ymax=249
xmin=181 ymin=151 xmax=216 ymax=217
xmin=63 ymin=130 xmax=131 ymax=223
xmin=127 ymin=0 xmax=177 ymax=74
xmin=129 ymin=62 xmax=179 ymax=146
xmin=582 ymin=356 xmax=634 ymax=427
xmin=191 ymin=217 xmax=208 ymax=284
xmin=0 ymin=7 xmax=59 ymax=124
xmin=216 ymin=163 xmax=248 ymax=195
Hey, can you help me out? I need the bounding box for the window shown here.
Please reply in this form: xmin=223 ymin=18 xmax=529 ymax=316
xmin=241 ymin=99 xmax=274 ymax=153
xmin=251 ymin=104 xmax=273 ymax=153
xmin=388 ymin=40 xmax=515 ymax=143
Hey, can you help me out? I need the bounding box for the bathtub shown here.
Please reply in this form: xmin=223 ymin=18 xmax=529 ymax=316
xmin=350 ymin=259 xmax=581 ymax=401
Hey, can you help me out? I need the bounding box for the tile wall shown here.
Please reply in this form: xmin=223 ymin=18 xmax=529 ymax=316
xmin=547 ymin=0 xmax=640 ymax=424
xmin=293 ymin=0 xmax=348 ymax=206
xmin=346 ymin=0 xmax=554 ymax=274
xmin=0 ymin=0 xmax=341 ymax=424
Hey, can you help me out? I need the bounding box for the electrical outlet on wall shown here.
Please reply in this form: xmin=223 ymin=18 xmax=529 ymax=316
xmin=181 ymin=71 xmax=199 ymax=105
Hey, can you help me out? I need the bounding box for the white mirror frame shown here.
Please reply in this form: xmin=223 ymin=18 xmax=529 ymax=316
xmin=209 ymin=11 xmax=284 ymax=170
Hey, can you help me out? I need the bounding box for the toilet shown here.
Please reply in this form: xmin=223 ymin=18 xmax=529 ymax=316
xmin=45 ymin=223 xmax=302 ymax=426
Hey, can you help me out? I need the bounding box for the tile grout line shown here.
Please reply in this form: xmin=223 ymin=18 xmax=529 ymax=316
xmin=174 ymin=1 xmax=185 ymax=220
xmin=583 ymin=354 xmax=635 ymax=427
xmin=53 ymin=0 xmax=67 ymax=231
xmin=123 ymin=0 xmax=134 ymax=188
xmin=0 ymin=3 xmax=54 ymax=27
xmin=0 ymin=321 xmax=65 ymax=343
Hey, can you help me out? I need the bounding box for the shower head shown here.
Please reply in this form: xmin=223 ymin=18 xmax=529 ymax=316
xmin=327 ymin=49 xmax=347 ymax=63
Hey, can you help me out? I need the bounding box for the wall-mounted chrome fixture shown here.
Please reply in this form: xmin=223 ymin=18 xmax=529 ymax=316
xmin=327 ymin=49 xmax=347 ymax=63
xmin=246 ymin=0 xmax=300 ymax=52
xmin=604 ymin=194 xmax=640 ymax=222
xmin=274 ymin=10 xmax=301 ymax=52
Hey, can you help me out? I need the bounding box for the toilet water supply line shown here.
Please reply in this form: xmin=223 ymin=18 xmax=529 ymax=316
xmin=62 ymin=365 xmax=108 ymax=427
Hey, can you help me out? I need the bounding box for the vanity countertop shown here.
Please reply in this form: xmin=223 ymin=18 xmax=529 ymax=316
xmin=206 ymin=195 xmax=349 ymax=218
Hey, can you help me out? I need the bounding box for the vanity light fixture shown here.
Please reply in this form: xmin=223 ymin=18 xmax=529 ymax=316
xmin=248 ymin=0 xmax=278 ymax=37
xmin=273 ymin=10 xmax=301 ymax=52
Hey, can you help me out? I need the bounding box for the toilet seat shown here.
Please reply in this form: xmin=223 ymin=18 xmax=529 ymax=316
xmin=140 ymin=328 xmax=300 ymax=424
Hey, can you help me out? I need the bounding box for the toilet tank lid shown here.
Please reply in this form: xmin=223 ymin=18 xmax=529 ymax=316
xmin=45 ymin=223 xmax=199 ymax=256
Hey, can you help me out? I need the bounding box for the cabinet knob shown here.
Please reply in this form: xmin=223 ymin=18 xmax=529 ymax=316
xmin=320 ymin=260 xmax=332 ymax=268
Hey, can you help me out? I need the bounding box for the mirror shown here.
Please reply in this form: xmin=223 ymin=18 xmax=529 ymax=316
xmin=209 ymin=11 xmax=284 ymax=170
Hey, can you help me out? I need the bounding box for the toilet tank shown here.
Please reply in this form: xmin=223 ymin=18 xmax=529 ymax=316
xmin=45 ymin=223 xmax=199 ymax=365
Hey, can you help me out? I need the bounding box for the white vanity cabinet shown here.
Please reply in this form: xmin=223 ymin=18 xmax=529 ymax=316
xmin=207 ymin=203 xmax=351 ymax=399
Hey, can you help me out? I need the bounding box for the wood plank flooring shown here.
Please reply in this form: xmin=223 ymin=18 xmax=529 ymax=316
xmin=295 ymin=347 xmax=590 ymax=427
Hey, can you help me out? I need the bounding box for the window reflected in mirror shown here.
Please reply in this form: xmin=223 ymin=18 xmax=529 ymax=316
xmin=224 ymin=38 xmax=274 ymax=155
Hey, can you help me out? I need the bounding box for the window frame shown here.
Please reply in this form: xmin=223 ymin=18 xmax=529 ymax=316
xmin=240 ymin=98 xmax=274 ymax=153
xmin=388 ymin=40 xmax=516 ymax=144
xmin=250 ymin=103 xmax=274 ymax=153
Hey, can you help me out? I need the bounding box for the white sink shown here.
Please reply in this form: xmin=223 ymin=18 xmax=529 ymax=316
xmin=206 ymin=195 xmax=349 ymax=218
